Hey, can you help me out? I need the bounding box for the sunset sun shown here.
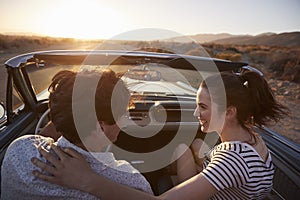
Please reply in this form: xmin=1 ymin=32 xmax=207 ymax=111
xmin=40 ymin=0 xmax=125 ymax=39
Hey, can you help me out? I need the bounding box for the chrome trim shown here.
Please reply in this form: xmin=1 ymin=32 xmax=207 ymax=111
xmin=5 ymin=50 xmax=248 ymax=71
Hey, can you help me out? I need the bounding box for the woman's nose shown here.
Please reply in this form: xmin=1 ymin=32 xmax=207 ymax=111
xmin=194 ymin=107 xmax=200 ymax=117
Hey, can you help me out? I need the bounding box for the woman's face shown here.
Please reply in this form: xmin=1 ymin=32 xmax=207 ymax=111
xmin=193 ymin=86 xmax=225 ymax=133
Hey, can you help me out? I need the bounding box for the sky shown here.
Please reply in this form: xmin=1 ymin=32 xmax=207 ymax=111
xmin=0 ymin=0 xmax=299 ymax=40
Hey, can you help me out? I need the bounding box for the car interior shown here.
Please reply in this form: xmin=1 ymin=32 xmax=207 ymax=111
xmin=0 ymin=51 xmax=299 ymax=199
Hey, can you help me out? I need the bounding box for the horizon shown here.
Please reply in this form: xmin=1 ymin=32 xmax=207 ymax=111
xmin=1 ymin=31 xmax=299 ymax=41
xmin=1 ymin=0 xmax=299 ymax=40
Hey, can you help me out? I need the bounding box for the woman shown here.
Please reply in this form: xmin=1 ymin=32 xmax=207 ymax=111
xmin=31 ymin=70 xmax=287 ymax=199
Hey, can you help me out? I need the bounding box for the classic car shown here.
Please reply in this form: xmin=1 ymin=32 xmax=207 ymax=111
xmin=125 ymin=65 xmax=162 ymax=81
xmin=0 ymin=50 xmax=299 ymax=199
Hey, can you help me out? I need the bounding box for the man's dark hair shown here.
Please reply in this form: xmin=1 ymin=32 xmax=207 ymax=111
xmin=48 ymin=69 xmax=130 ymax=145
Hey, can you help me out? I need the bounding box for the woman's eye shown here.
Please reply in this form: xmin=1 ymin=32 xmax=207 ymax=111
xmin=199 ymin=104 xmax=207 ymax=110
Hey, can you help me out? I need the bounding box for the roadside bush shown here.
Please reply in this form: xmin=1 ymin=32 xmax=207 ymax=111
xmin=215 ymin=52 xmax=242 ymax=61
xmin=185 ymin=48 xmax=210 ymax=57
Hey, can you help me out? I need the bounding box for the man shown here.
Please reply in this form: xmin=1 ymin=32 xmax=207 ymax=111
xmin=1 ymin=69 xmax=153 ymax=199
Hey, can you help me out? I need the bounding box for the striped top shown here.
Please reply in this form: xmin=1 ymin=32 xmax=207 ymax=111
xmin=201 ymin=141 xmax=274 ymax=200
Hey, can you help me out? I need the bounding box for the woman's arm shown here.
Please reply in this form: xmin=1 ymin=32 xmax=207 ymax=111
xmin=31 ymin=145 xmax=159 ymax=200
xmin=31 ymin=145 xmax=216 ymax=200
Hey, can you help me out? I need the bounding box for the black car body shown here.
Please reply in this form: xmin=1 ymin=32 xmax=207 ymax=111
xmin=0 ymin=50 xmax=299 ymax=199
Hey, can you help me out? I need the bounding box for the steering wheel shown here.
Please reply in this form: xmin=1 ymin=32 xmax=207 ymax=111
xmin=35 ymin=108 xmax=50 ymax=134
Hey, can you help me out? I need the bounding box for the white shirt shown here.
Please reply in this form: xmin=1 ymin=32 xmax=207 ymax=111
xmin=1 ymin=135 xmax=153 ymax=200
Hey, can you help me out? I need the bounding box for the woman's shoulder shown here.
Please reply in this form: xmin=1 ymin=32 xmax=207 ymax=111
xmin=211 ymin=141 xmax=259 ymax=159
xmin=214 ymin=141 xmax=250 ymax=151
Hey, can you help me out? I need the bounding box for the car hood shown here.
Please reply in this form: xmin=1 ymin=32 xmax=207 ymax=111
xmin=123 ymin=77 xmax=197 ymax=96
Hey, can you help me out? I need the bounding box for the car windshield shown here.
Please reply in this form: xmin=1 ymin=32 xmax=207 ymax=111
xmin=27 ymin=62 xmax=207 ymax=101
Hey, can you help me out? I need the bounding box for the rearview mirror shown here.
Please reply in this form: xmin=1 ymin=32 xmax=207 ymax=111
xmin=0 ymin=102 xmax=6 ymax=122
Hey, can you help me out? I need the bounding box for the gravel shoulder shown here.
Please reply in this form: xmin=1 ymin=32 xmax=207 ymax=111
xmin=268 ymin=79 xmax=300 ymax=144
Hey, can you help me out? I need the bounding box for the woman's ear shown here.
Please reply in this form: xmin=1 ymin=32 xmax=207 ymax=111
xmin=226 ymin=106 xmax=237 ymax=120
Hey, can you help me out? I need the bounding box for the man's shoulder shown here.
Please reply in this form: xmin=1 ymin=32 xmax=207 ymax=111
xmin=113 ymin=159 xmax=141 ymax=173
xmin=6 ymin=134 xmax=54 ymax=156
xmin=97 ymin=159 xmax=153 ymax=194
xmin=10 ymin=134 xmax=53 ymax=145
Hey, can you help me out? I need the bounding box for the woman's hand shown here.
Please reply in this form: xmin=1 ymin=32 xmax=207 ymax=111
xmin=31 ymin=144 xmax=95 ymax=192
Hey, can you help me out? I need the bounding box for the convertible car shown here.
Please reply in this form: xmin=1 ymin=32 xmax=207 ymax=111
xmin=0 ymin=50 xmax=299 ymax=199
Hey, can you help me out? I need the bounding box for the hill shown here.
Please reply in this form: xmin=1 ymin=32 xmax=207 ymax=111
xmin=166 ymin=33 xmax=235 ymax=43
xmin=211 ymin=32 xmax=300 ymax=47
xmin=167 ymin=32 xmax=300 ymax=47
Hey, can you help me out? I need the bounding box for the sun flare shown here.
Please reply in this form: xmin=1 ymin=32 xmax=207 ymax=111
xmin=40 ymin=0 xmax=125 ymax=39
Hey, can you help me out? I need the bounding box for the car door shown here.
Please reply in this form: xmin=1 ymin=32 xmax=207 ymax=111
xmin=0 ymin=66 xmax=40 ymax=164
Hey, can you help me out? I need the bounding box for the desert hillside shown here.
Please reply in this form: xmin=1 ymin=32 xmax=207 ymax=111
xmin=211 ymin=32 xmax=300 ymax=47
xmin=172 ymin=32 xmax=300 ymax=48
xmin=0 ymin=33 xmax=299 ymax=144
